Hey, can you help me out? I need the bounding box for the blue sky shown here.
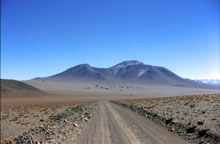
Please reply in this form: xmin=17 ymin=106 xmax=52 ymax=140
xmin=1 ymin=0 xmax=219 ymax=80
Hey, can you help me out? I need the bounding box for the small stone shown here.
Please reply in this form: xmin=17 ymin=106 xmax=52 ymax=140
xmin=197 ymin=121 xmax=204 ymax=125
xmin=73 ymin=123 xmax=78 ymax=127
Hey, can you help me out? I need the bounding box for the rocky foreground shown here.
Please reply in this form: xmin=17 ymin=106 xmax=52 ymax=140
xmin=1 ymin=102 xmax=98 ymax=144
xmin=113 ymin=93 xmax=220 ymax=144
xmin=1 ymin=93 xmax=220 ymax=144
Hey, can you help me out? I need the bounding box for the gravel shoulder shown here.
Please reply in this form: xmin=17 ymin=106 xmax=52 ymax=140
xmin=113 ymin=94 xmax=220 ymax=144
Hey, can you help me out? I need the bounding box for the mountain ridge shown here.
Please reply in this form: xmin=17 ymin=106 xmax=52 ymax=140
xmin=31 ymin=60 xmax=217 ymax=89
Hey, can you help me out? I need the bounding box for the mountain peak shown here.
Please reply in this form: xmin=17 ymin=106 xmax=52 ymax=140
xmin=111 ymin=60 xmax=144 ymax=69
xmin=121 ymin=60 xmax=144 ymax=65
xmin=79 ymin=64 xmax=90 ymax=67
xmin=70 ymin=63 xmax=91 ymax=69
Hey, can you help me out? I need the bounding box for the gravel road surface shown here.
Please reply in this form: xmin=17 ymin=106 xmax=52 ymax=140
xmin=78 ymin=101 xmax=189 ymax=144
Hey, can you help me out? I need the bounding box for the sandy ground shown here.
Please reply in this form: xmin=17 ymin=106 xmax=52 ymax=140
xmin=26 ymin=81 xmax=220 ymax=98
xmin=4 ymin=80 xmax=218 ymax=107
xmin=1 ymin=95 xmax=99 ymax=106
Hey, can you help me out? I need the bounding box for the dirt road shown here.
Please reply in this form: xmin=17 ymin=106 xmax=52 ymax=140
xmin=78 ymin=101 xmax=189 ymax=144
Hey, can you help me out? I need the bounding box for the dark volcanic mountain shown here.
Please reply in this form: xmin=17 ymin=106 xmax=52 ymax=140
xmin=32 ymin=60 xmax=216 ymax=88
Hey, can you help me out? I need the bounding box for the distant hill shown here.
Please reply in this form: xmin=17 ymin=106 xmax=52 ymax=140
xmin=194 ymin=79 xmax=220 ymax=86
xmin=31 ymin=60 xmax=217 ymax=89
xmin=1 ymin=79 xmax=44 ymax=97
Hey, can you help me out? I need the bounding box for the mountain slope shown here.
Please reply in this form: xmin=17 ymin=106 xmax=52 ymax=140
xmin=1 ymin=79 xmax=44 ymax=97
xmin=31 ymin=60 xmax=217 ymax=88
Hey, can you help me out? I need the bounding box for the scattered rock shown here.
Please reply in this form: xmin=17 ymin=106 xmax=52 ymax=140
xmin=187 ymin=126 xmax=196 ymax=133
xmin=2 ymin=103 xmax=98 ymax=143
xmin=73 ymin=123 xmax=78 ymax=127
xmin=197 ymin=121 xmax=204 ymax=125
xmin=113 ymin=94 xmax=220 ymax=144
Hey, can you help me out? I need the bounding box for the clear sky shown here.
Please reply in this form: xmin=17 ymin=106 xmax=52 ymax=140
xmin=1 ymin=0 xmax=219 ymax=80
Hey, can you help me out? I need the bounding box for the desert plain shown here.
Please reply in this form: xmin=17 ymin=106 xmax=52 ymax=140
xmin=1 ymin=78 xmax=220 ymax=144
